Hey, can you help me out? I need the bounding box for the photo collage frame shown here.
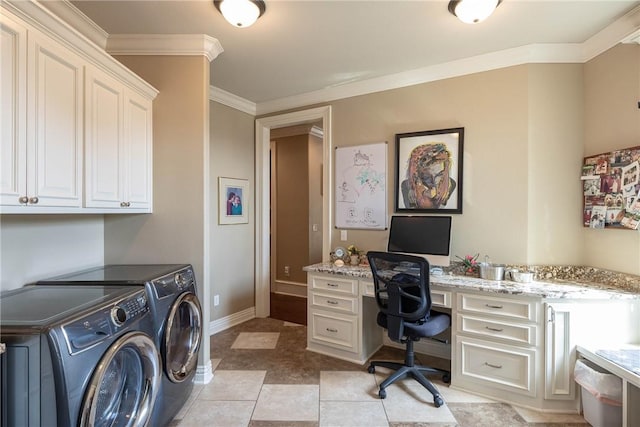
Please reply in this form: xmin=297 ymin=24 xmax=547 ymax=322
xmin=582 ymin=145 xmax=640 ymax=230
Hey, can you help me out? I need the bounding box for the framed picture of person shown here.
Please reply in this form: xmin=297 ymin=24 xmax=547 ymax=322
xmin=395 ymin=127 xmax=464 ymax=214
xmin=219 ymin=177 xmax=249 ymax=224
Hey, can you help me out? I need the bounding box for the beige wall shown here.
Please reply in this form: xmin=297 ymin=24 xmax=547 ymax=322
xmin=527 ymin=64 xmax=584 ymax=265
xmin=283 ymin=60 xmax=630 ymax=270
xmin=104 ymin=55 xmax=211 ymax=363
xmin=328 ymin=66 xmax=540 ymax=264
xmin=583 ymin=43 xmax=640 ymax=274
xmin=209 ymin=102 xmax=255 ymax=319
xmin=0 ymin=215 xmax=104 ymax=291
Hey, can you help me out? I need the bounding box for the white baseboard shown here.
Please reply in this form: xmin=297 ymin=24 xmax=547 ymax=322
xmin=209 ymin=306 xmax=256 ymax=335
xmin=194 ymin=359 xmax=213 ymax=384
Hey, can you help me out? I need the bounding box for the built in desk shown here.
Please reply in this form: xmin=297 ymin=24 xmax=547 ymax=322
xmin=304 ymin=262 xmax=640 ymax=413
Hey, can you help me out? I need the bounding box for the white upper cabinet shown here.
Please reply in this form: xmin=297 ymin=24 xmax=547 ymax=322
xmin=0 ymin=4 xmax=156 ymax=214
xmin=85 ymin=65 xmax=152 ymax=211
xmin=27 ymin=30 xmax=84 ymax=208
xmin=1 ymin=14 xmax=27 ymax=206
xmin=122 ymin=89 xmax=152 ymax=210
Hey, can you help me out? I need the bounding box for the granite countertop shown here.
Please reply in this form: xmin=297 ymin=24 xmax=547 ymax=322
xmin=304 ymin=262 xmax=640 ymax=300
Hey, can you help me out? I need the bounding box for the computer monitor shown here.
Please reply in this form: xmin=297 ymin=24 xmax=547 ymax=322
xmin=387 ymin=215 xmax=452 ymax=267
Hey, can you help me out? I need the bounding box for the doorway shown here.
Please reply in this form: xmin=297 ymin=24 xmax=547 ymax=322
xmin=269 ymin=125 xmax=323 ymax=324
xmin=255 ymin=106 xmax=333 ymax=319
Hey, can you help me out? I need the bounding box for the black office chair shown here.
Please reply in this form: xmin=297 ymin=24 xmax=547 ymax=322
xmin=366 ymin=251 xmax=451 ymax=407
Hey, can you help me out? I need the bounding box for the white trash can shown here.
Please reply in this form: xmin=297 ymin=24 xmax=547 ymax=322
xmin=574 ymin=359 xmax=622 ymax=427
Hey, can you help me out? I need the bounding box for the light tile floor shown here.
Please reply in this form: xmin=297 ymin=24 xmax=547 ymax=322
xmin=171 ymin=318 xmax=589 ymax=427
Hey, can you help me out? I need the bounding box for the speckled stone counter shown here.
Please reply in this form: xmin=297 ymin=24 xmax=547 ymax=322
xmin=303 ymin=262 xmax=640 ymax=300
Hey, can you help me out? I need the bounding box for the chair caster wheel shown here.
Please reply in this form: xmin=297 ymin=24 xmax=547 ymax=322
xmin=378 ymin=388 xmax=387 ymax=399
xmin=368 ymin=365 xmax=375 ymax=374
xmin=442 ymin=373 xmax=451 ymax=384
xmin=434 ymin=395 xmax=444 ymax=408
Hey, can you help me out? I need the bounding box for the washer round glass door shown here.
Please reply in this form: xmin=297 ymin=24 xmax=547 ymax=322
xmin=80 ymin=332 xmax=161 ymax=427
xmin=164 ymin=292 xmax=202 ymax=382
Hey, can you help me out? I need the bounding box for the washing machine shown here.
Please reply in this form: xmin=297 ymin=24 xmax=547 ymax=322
xmin=0 ymin=285 xmax=162 ymax=427
xmin=37 ymin=264 xmax=203 ymax=426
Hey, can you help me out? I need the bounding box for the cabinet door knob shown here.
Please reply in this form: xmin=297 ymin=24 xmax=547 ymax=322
xmin=28 ymin=196 xmax=39 ymax=204
xmin=120 ymin=202 xmax=127 ymax=207
xmin=19 ymin=196 xmax=29 ymax=204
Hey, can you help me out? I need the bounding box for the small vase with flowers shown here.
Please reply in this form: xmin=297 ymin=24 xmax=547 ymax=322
xmin=456 ymin=253 xmax=479 ymax=276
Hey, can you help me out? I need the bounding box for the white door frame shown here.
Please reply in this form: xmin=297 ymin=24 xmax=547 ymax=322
xmin=255 ymin=106 xmax=333 ymax=318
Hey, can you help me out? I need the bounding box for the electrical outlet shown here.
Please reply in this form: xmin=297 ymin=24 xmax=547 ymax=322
xmin=284 ymin=266 xmax=290 ymax=276
xmin=340 ymin=230 xmax=348 ymax=241
xmin=214 ymin=294 xmax=220 ymax=306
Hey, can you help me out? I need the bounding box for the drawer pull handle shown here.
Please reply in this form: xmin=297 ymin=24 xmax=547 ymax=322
xmin=326 ymin=300 xmax=339 ymax=305
xmin=484 ymin=362 xmax=503 ymax=369
xmin=327 ymin=283 xmax=339 ymax=288
xmin=485 ymin=304 xmax=503 ymax=309
xmin=485 ymin=326 xmax=504 ymax=332
xmin=326 ymin=327 xmax=338 ymax=333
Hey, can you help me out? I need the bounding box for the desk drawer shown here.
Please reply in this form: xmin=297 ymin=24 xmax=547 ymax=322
xmin=432 ymin=288 xmax=452 ymax=308
xmin=458 ymin=293 xmax=538 ymax=322
xmin=311 ymin=292 xmax=358 ymax=314
xmin=456 ymin=336 xmax=535 ymax=396
xmin=457 ymin=314 xmax=536 ymax=346
xmin=310 ymin=275 xmax=358 ymax=296
xmin=309 ymin=310 xmax=358 ymax=352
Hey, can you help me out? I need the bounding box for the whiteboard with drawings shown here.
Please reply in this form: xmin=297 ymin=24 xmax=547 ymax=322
xmin=335 ymin=142 xmax=387 ymax=230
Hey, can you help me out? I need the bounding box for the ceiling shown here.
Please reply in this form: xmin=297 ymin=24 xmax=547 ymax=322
xmin=69 ymin=0 xmax=640 ymax=107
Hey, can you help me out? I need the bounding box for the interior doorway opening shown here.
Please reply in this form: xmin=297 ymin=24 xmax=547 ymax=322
xmin=255 ymin=106 xmax=333 ymax=319
xmin=269 ymin=124 xmax=324 ymax=324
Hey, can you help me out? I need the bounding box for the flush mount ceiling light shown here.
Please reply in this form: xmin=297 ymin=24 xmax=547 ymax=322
xmin=214 ymin=0 xmax=266 ymax=28
xmin=448 ymin=0 xmax=502 ymax=24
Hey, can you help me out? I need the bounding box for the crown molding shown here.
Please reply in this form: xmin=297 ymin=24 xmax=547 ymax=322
xmin=622 ymin=29 xmax=640 ymax=44
xmin=582 ymin=4 xmax=640 ymax=58
xmin=270 ymin=124 xmax=323 ymax=139
xmin=256 ymin=43 xmax=585 ymax=115
xmin=107 ymin=34 xmax=224 ymax=62
xmin=38 ymin=0 xmax=109 ymax=49
xmin=210 ymin=86 xmax=257 ymax=115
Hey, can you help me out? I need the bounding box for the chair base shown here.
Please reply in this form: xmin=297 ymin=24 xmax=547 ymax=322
xmin=367 ymin=360 xmax=450 ymax=407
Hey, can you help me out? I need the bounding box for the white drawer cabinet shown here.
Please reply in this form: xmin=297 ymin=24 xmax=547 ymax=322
xmin=307 ymin=273 xmax=382 ymax=364
xmin=456 ymin=336 xmax=536 ymax=396
xmin=309 ymin=310 xmax=359 ymax=352
xmin=458 ymin=293 xmax=538 ymax=322
xmin=453 ymin=291 xmax=541 ymax=400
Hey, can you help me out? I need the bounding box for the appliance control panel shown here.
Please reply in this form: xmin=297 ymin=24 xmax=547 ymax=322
xmin=152 ymin=267 xmax=195 ymax=299
xmin=62 ymin=290 xmax=149 ymax=355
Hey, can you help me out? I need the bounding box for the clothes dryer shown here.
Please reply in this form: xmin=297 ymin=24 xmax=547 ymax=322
xmin=37 ymin=264 xmax=203 ymax=426
xmin=0 ymin=285 xmax=161 ymax=427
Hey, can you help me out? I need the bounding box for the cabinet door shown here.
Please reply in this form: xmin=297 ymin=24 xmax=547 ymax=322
xmin=84 ymin=65 xmax=124 ymax=208
xmin=27 ymin=31 xmax=83 ymax=207
xmin=0 ymin=14 xmax=27 ymax=206
xmin=544 ymin=302 xmax=575 ymax=400
xmin=123 ymin=89 xmax=152 ymax=210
